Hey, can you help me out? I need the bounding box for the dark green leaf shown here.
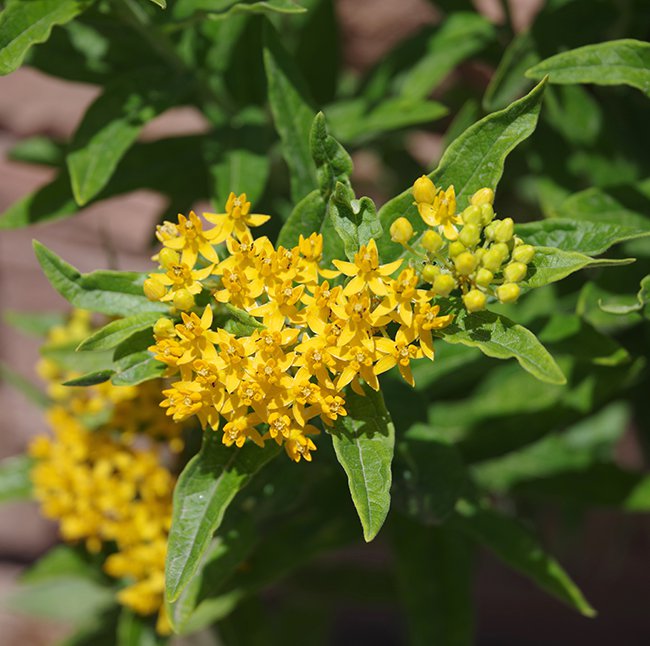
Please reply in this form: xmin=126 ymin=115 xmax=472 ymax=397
xmin=166 ymin=431 xmax=280 ymax=603
xmin=331 ymin=384 xmax=395 ymax=542
xmin=310 ymin=112 xmax=353 ymax=199
xmin=377 ymin=79 xmax=546 ymax=262
xmin=111 ymin=328 xmax=163 ymax=386
xmin=527 ymin=39 xmax=650 ymax=97
xmin=453 ymin=501 xmax=595 ymax=617
xmin=77 ymin=313 xmax=161 ymax=352
xmin=117 ymin=608 xmax=166 ymax=646
xmin=392 ymin=516 xmax=474 ymax=646
xmin=263 ymin=21 xmax=317 ymax=202
xmin=0 ymin=454 xmax=34 ymax=504
xmin=0 ymin=0 xmax=93 ymax=75
xmin=173 ymin=0 xmax=305 ymax=20
xmin=33 ymin=241 xmax=167 ymax=317
xmin=63 ymin=370 xmax=115 ymax=387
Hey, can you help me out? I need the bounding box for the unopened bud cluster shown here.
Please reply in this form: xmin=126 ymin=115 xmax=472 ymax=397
xmin=391 ymin=176 xmax=536 ymax=313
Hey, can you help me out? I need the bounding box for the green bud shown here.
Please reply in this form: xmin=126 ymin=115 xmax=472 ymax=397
xmin=421 ymin=264 xmax=440 ymax=283
xmin=481 ymin=203 xmax=495 ymax=225
xmin=475 ymin=267 xmax=494 ymax=287
xmin=421 ymin=229 xmax=443 ymax=253
xmin=495 ymin=217 xmax=514 ymax=242
xmin=462 ymin=205 xmax=482 ymax=225
xmin=433 ymin=274 xmax=455 ymax=297
xmin=512 ymin=244 xmax=535 ymax=264
xmin=454 ymin=251 xmax=477 ymax=276
xmin=153 ymin=317 xmax=175 ymax=338
xmin=492 ymin=242 xmax=509 ymax=259
xmin=448 ymin=241 xmax=466 ymax=257
xmin=484 ymin=221 xmax=498 ymax=241
xmin=496 ymin=283 xmax=521 ymax=304
xmin=504 ymin=261 xmax=527 ymax=283
xmin=470 ymin=187 xmax=494 ymax=206
xmin=459 ymin=223 xmax=481 ymax=248
xmin=463 ymin=289 xmax=487 ymax=312
xmin=173 ymin=288 xmax=195 ymax=311
xmin=481 ymin=248 xmax=504 ymax=272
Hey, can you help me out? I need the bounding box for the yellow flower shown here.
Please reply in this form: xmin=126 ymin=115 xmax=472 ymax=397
xmin=158 ymin=211 xmax=220 ymax=267
xmin=147 ymin=262 xmax=213 ymax=302
xmin=204 ymin=192 xmax=270 ymax=243
xmin=373 ymin=337 xmax=423 ymax=386
xmin=417 ymin=185 xmax=461 ymax=240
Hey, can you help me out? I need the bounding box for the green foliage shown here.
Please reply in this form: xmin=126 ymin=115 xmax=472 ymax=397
xmin=0 ymin=454 xmax=34 ymax=504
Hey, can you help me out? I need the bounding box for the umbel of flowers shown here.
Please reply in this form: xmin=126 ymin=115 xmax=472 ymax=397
xmin=29 ymin=310 xmax=182 ymax=634
xmin=144 ymin=178 xmax=535 ymax=462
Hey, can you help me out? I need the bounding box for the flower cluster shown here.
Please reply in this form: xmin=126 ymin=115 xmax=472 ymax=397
xmin=390 ymin=176 xmax=536 ymax=313
xmin=29 ymin=311 xmax=181 ymax=633
xmin=146 ymin=192 xmax=453 ymax=462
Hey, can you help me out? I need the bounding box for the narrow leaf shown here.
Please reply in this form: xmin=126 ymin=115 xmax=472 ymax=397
xmin=77 ymin=313 xmax=161 ymax=352
xmin=0 ymin=362 xmax=50 ymax=409
xmin=0 ymin=454 xmax=34 ymax=504
xmin=331 ymin=384 xmax=395 ymax=542
xmin=600 ymin=274 xmax=650 ymax=315
xmin=33 ymin=241 xmax=167 ymax=317
xmin=0 ymin=0 xmax=93 ymax=76
xmin=63 ymin=370 xmax=115 ymax=387
xmin=526 ymin=39 xmax=650 ymax=97
xmin=166 ymin=432 xmax=280 ymax=602
xmin=3 ymin=310 xmax=66 ymax=337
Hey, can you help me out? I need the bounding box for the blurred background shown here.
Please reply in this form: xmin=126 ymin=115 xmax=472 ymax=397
xmin=1 ymin=0 xmax=650 ymax=644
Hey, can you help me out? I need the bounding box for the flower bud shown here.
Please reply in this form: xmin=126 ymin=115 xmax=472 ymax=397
xmin=158 ymin=247 xmax=180 ymax=269
xmin=413 ymin=175 xmax=436 ymax=203
xmin=495 ymin=217 xmax=514 ymax=242
xmin=512 ymin=244 xmax=535 ymax=264
xmin=463 ymin=289 xmax=487 ymax=312
xmin=448 ymin=241 xmax=465 ymax=257
xmin=484 ymin=221 xmax=498 ymax=241
xmin=421 ymin=264 xmax=440 ymax=283
xmin=153 ymin=317 xmax=175 ymax=338
xmin=390 ymin=217 xmax=414 ymax=245
xmin=481 ymin=204 xmax=495 ymax=225
xmin=459 ymin=223 xmax=481 ymax=248
xmin=481 ymin=248 xmax=504 ymax=272
xmin=496 ymin=282 xmax=521 ymax=303
xmin=143 ymin=278 xmax=166 ymax=301
xmin=470 ymin=187 xmax=495 ymax=207
xmin=421 ymin=229 xmax=443 ymax=253
xmin=454 ymin=251 xmax=478 ymax=276
xmin=492 ymin=242 xmax=509 ymax=259
xmin=503 ymin=261 xmax=527 ymax=283
xmin=475 ymin=267 xmax=494 ymax=288
xmin=173 ymin=289 xmax=195 ymax=311
xmin=433 ymin=274 xmax=455 ymax=297
xmin=462 ymin=205 xmax=483 ymax=225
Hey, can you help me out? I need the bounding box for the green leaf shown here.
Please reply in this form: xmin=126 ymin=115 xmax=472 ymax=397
xmin=21 ymin=545 xmax=105 ymax=584
xmin=9 ymin=136 xmax=65 ymax=167
xmin=263 ymin=21 xmax=317 ymax=202
xmin=214 ymin=303 xmax=264 ymax=337
xmin=40 ymin=341 xmax=113 ymax=375
xmin=0 ymin=0 xmax=93 ymax=76
xmin=437 ymin=305 xmax=566 ymax=385
xmin=33 ymin=241 xmax=167 ymax=317
xmin=117 ymin=608 xmax=166 ymax=646
xmin=310 ymin=112 xmax=353 ymax=199
xmin=147 ymin=0 xmax=167 ymax=8
xmin=67 ymin=70 xmax=186 ymax=205
xmin=329 ymin=183 xmax=382 ymax=261
xmin=3 ymin=310 xmax=66 ymax=336
xmin=63 ymin=370 xmax=115 ymax=387
xmin=523 ymin=246 xmax=634 ymax=289
xmin=77 ymin=313 xmax=161 ymax=352
xmin=0 ymin=362 xmax=50 ymax=409
xmin=398 ymin=12 xmax=494 ymax=101
xmin=392 ymin=516 xmax=474 ymax=646
xmin=393 ymin=433 xmax=466 ymax=525
xmin=453 ymin=501 xmax=596 ymax=617
xmin=377 ymin=79 xmax=547 ymax=262
xmin=0 ymin=454 xmax=34 ymax=504
xmin=331 ymin=384 xmax=395 ymax=542
xmin=526 ymin=39 xmax=650 ymax=97
xmin=516 ymin=219 xmax=650 ymax=256
xmin=173 ymin=0 xmax=305 ymax=20
xmin=111 ymin=328 xmax=164 ymax=386
xmin=166 ymin=432 xmax=280 ymax=603
xmin=600 ymin=274 xmax=650 ymax=315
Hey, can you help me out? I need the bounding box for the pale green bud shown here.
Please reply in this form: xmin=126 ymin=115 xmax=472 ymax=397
xmin=433 ymin=274 xmax=455 ymax=297
xmin=512 ymin=244 xmax=535 ymax=264
xmin=482 ymin=248 xmax=504 ymax=272
xmin=475 ymin=267 xmax=494 ymax=288
xmin=454 ymin=251 xmax=477 ymax=276
xmin=492 ymin=242 xmax=509 ymax=259
xmin=448 ymin=241 xmax=466 ymax=257
xmin=481 ymin=203 xmax=495 ymax=225
xmin=470 ymin=187 xmax=495 ymax=206
xmin=462 ymin=205 xmax=483 ymax=225
xmin=421 ymin=264 xmax=440 ymax=283
xmin=504 ymin=261 xmax=527 ymax=283
xmin=495 ymin=217 xmax=514 ymax=242
xmin=496 ymin=283 xmax=521 ymax=304
xmin=463 ymin=289 xmax=487 ymax=312
xmin=459 ymin=223 xmax=481 ymax=248
xmin=484 ymin=221 xmax=498 ymax=241
xmin=421 ymin=229 xmax=443 ymax=253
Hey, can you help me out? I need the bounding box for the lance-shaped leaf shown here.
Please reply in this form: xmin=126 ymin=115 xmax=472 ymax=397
xmin=0 ymin=455 xmax=34 ymax=504
xmin=329 ymin=183 xmax=382 ymax=261
xmin=110 ymin=328 xmax=163 ymax=387
xmin=166 ymin=432 xmax=280 ymax=603
xmin=452 ymin=501 xmax=595 ymax=617
xmin=377 ymin=79 xmax=547 ymax=262
xmin=310 ymin=112 xmax=353 ymax=199
xmin=526 ymin=39 xmax=650 ymax=98
xmin=391 ymin=515 xmax=474 ymax=646
xmin=0 ymin=362 xmax=50 ymax=409
xmin=172 ymin=0 xmax=305 ymax=20
xmin=77 ymin=313 xmax=162 ymax=352
xmin=0 ymin=0 xmax=93 ymax=76
xmin=67 ymin=70 xmax=187 ymax=205
xmin=33 ymin=241 xmax=167 ymax=317
xmin=331 ymin=384 xmax=395 ymax=542
xmin=263 ymin=22 xmax=317 ymax=202
xmin=436 ymin=304 xmax=566 ymax=385
xmin=523 ymin=247 xmax=634 ymax=289
xmin=117 ymin=608 xmax=167 ymax=646
xmin=600 ymin=274 xmax=650 ymax=316
xmin=63 ymin=370 xmax=115 ymax=387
